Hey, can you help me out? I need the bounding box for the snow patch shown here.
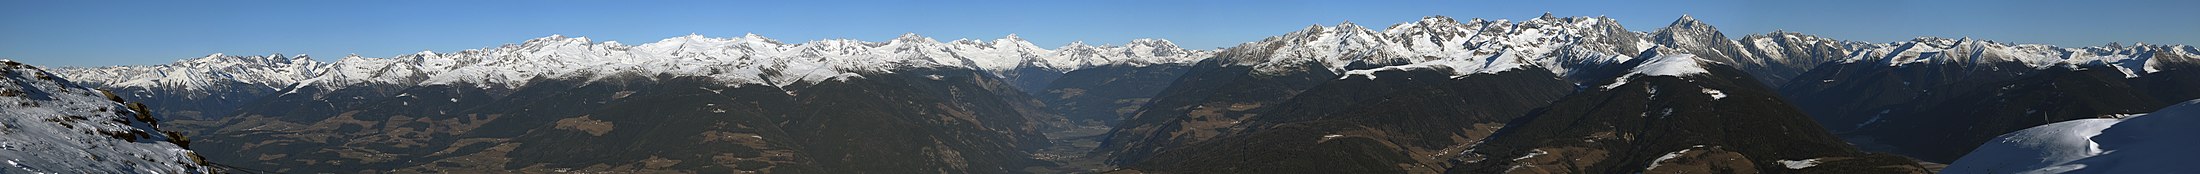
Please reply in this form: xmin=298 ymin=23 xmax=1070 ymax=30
xmin=1512 ymin=149 xmax=1549 ymax=161
xmin=1646 ymin=145 xmax=1705 ymax=170
xmin=1700 ymin=87 xmax=1726 ymax=100
xmin=1777 ymin=158 xmax=1822 ymax=169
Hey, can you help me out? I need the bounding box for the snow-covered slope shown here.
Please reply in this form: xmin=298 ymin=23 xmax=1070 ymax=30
xmin=1599 ymin=50 xmax=1710 ymax=89
xmin=1942 ymin=118 xmax=2121 ymax=174
xmin=61 ymin=34 xmax=1211 ymax=91
xmin=0 ymin=60 xmax=208 ymax=173
xmin=1945 ymin=99 xmax=2200 ymax=173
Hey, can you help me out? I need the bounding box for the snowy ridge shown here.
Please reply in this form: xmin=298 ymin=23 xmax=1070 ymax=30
xmin=1280 ymin=13 xmax=2196 ymax=85
xmin=1241 ymin=14 xmax=1688 ymax=80
xmin=0 ymin=60 xmax=208 ymax=173
xmin=62 ymin=34 xmax=1212 ymax=91
xmin=56 ymin=53 xmax=323 ymax=91
xmin=1838 ymin=37 xmax=2198 ymax=78
xmin=1738 ymin=30 xmax=1869 ymax=70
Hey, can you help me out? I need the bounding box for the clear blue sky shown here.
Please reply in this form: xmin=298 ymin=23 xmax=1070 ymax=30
xmin=4 ymin=0 xmax=2195 ymax=67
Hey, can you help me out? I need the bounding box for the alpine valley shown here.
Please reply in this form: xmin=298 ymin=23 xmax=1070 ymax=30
xmin=8 ymin=13 xmax=2196 ymax=173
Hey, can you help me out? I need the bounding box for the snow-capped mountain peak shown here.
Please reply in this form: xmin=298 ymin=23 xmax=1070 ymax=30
xmin=1670 ymin=14 xmax=1703 ymax=28
xmin=892 ymin=33 xmax=937 ymax=44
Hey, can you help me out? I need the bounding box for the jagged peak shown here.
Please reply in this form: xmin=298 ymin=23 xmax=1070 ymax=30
xmin=291 ymin=54 xmax=314 ymax=62
xmin=892 ymin=32 xmax=934 ymax=43
xmin=1421 ymin=15 xmax=1458 ymax=24
xmin=179 ymin=53 xmax=301 ymax=64
xmin=1386 ymin=15 xmax=1468 ymax=34
xmin=737 ymin=33 xmax=783 ymax=45
xmin=1126 ymin=38 xmax=1179 ymax=49
xmin=520 ymin=34 xmax=593 ymax=46
xmin=990 ymin=34 xmax=1042 ymax=48
xmin=1664 ymin=14 xmax=1712 ymax=30
xmin=948 ymin=38 xmax=986 ymax=45
xmin=1062 ymin=41 xmax=1094 ymax=48
xmin=1332 ymin=21 xmax=1372 ymax=32
xmin=1301 ymin=24 xmax=1327 ymax=33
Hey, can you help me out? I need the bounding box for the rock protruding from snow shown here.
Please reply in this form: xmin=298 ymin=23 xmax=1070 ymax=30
xmin=0 ymin=60 xmax=209 ymax=173
xmin=1946 ymin=99 xmax=2200 ymax=173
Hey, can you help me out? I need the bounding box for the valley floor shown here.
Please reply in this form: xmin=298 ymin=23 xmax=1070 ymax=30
xmin=1027 ymin=122 xmax=1117 ymax=173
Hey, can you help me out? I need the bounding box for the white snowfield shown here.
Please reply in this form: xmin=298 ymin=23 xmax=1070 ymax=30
xmin=57 ymin=33 xmax=1212 ymax=91
xmin=1945 ymin=99 xmax=2200 ymax=173
xmin=0 ymin=60 xmax=208 ymax=174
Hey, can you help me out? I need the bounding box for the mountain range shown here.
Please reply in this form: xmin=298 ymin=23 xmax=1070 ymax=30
xmin=6 ymin=13 xmax=2195 ymax=173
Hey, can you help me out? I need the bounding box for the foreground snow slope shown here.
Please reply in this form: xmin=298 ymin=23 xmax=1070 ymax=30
xmin=0 ymin=60 xmax=208 ymax=173
xmin=1946 ymin=99 xmax=2200 ymax=173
